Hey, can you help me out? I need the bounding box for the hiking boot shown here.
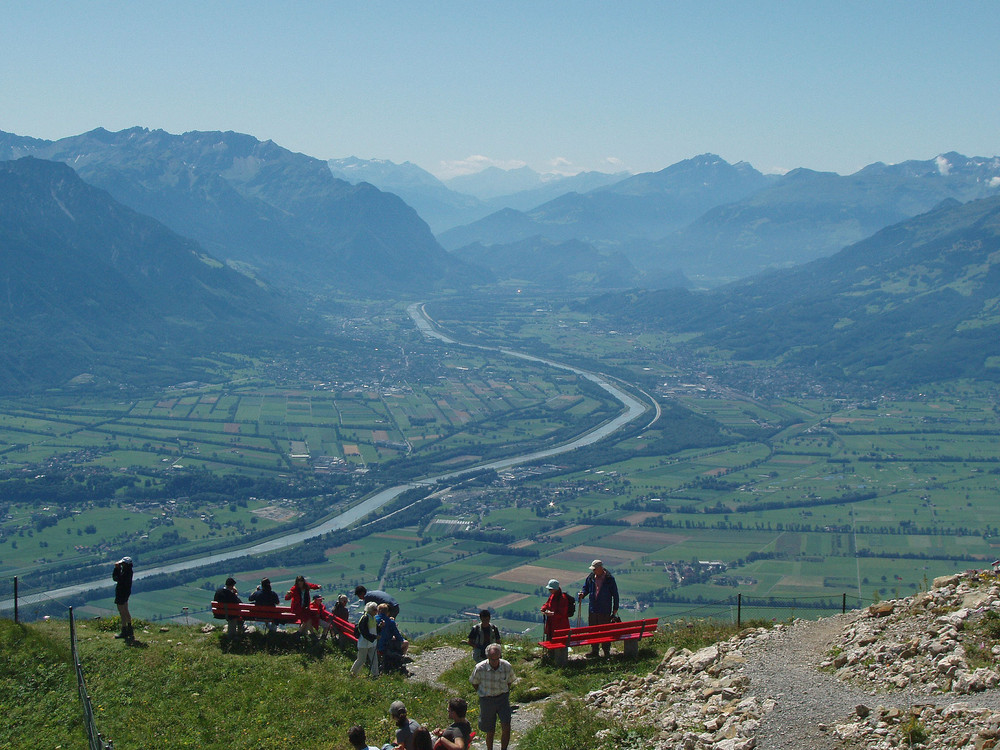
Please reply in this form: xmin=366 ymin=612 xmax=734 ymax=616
xmin=125 ymin=625 xmax=135 ymax=643
xmin=114 ymin=627 xmax=128 ymax=640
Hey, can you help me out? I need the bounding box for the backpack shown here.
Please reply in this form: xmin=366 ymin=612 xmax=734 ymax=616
xmin=564 ymin=591 xmax=575 ymax=617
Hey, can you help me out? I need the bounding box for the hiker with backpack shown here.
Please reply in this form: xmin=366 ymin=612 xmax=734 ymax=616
xmin=112 ymin=556 xmax=134 ymax=643
xmin=541 ymin=578 xmax=573 ymax=640
xmin=468 ymin=609 xmax=501 ymax=662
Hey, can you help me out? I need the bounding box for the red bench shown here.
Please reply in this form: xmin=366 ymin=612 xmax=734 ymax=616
xmin=328 ymin=614 xmax=358 ymax=646
xmin=211 ymin=601 xmax=301 ymax=628
xmin=538 ymin=617 xmax=658 ymax=665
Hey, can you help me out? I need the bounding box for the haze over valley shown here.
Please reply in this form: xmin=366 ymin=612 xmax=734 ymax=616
xmin=4 ymin=6 xmax=1000 ymax=747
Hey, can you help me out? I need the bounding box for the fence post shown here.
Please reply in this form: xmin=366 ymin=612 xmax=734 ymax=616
xmin=13 ymin=576 xmax=17 ymax=624
xmin=842 ymin=592 xmax=846 ymax=614
xmin=737 ymin=593 xmax=741 ymax=628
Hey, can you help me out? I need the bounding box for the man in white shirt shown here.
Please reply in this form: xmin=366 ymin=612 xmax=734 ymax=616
xmin=469 ymin=643 xmax=515 ymax=750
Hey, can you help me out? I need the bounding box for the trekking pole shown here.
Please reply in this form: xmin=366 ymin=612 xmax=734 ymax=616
xmin=576 ymin=595 xmax=582 ymax=627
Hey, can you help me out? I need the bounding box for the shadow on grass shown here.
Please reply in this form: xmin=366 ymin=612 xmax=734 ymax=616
xmin=217 ymin=630 xmax=351 ymax=659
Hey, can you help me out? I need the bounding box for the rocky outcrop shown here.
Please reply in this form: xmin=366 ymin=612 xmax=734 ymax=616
xmin=821 ymin=571 xmax=1000 ymax=695
xmin=583 ymin=570 xmax=1000 ymax=749
xmin=587 ymin=626 xmax=781 ymax=749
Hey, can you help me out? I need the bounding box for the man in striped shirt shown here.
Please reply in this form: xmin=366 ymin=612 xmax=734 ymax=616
xmin=469 ymin=643 xmax=515 ymax=750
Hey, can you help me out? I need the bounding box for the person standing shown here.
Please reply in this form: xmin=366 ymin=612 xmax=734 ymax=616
xmin=112 ymin=556 xmax=134 ymax=643
xmin=285 ymin=575 xmax=321 ymax=637
xmin=351 ymin=601 xmax=380 ymax=678
xmin=467 ymin=609 xmax=501 ymax=662
xmin=540 ymin=579 xmax=571 ymax=641
xmin=469 ymin=643 xmax=515 ymax=750
xmin=578 ymin=559 xmax=619 ymax=657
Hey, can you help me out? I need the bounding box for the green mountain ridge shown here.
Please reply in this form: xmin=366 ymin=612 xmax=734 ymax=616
xmin=0 ymin=127 xmax=481 ymax=294
xmin=0 ymin=157 xmax=291 ymax=392
xmin=578 ymin=194 xmax=1000 ymax=386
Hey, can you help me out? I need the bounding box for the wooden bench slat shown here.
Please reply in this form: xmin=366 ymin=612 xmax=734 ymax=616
xmin=211 ymin=601 xmax=301 ymax=623
xmin=329 ymin=615 xmax=358 ymax=643
xmin=539 ymin=617 xmax=658 ymax=652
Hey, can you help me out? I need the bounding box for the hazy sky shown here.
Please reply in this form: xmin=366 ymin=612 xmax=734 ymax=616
xmin=3 ymin=2 xmax=998 ymax=179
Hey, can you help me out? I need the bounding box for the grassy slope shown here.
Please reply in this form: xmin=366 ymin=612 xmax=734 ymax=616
xmin=2 ymin=616 xmax=746 ymax=750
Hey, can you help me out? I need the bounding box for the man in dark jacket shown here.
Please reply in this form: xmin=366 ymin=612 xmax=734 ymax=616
xmin=214 ymin=577 xmax=244 ymax=637
xmin=112 ymin=556 xmax=134 ymax=643
xmin=249 ymin=577 xmax=280 ymax=633
xmin=355 ymin=585 xmax=400 ymax=617
xmin=577 ymin=559 xmax=619 ymax=657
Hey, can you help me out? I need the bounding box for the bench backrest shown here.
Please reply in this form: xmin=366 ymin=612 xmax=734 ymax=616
xmin=550 ymin=617 xmax=658 ymax=646
xmin=210 ymin=601 xmax=299 ymax=622
xmin=329 ymin=615 xmax=358 ymax=643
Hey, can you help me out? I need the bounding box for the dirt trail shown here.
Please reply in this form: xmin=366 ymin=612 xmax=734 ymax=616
xmin=405 ymin=646 xmax=546 ymax=749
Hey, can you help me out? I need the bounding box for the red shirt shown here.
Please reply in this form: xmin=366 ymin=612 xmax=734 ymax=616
xmin=542 ymin=590 xmax=571 ymax=638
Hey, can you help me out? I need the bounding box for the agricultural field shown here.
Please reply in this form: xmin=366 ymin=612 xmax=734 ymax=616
xmin=0 ymin=337 xmax=620 ymax=594
xmin=76 ymin=381 xmax=999 ymax=641
xmin=7 ymin=299 xmax=1000 ymax=643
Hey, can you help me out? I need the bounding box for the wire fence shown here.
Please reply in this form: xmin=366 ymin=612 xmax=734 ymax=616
xmin=645 ymin=592 xmax=867 ymax=627
xmin=70 ymin=606 xmax=114 ymax=750
xmin=3 ymin=578 xmax=114 ymax=750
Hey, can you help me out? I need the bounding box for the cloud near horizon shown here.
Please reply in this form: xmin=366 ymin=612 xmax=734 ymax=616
xmin=435 ymin=154 xmax=631 ymax=180
xmin=435 ymin=155 xmax=528 ymax=180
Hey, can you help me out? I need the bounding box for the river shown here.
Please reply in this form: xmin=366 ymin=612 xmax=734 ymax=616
xmin=2 ymin=303 xmax=654 ymax=612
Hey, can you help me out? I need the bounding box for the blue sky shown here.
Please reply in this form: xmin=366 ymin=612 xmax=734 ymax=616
xmin=3 ymin=1 xmax=998 ymax=179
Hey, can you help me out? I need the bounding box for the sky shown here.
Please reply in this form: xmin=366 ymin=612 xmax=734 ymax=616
xmin=3 ymin=1 xmax=998 ymax=180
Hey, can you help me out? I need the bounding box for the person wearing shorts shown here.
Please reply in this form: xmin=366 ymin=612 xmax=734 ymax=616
xmin=469 ymin=643 xmax=515 ymax=750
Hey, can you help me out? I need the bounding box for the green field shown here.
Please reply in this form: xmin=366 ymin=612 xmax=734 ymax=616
xmin=5 ymin=299 xmax=1000 ymax=641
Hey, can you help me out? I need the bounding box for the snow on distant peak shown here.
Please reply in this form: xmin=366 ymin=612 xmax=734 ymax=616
xmin=936 ymin=155 xmax=952 ymax=176
xmin=990 ymin=176 xmax=1000 ymax=189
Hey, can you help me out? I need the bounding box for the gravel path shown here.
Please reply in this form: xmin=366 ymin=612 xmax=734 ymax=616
xmin=410 ymin=607 xmax=1000 ymax=750
xmin=745 ymin=613 xmax=1000 ymax=750
xmin=405 ymin=646 xmax=546 ymax=749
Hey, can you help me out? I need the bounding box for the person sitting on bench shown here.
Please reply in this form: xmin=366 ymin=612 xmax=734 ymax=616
xmin=214 ymin=577 xmax=244 ymax=637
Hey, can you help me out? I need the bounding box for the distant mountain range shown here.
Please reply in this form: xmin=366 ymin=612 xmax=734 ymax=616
xmin=638 ymin=153 xmax=1000 ymax=283
xmin=578 ymin=193 xmax=1000 ymax=386
xmin=0 ymin=127 xmax=477 ymax=294
xmin=438 ymin=155 xmax=770 ymax=252
xmin=439 ymin=152 xmax=1000 ymax=288
xmin=5 ymin=122 xmax=1000 ymax=392
xmin=328 ymin=156 xmax=627 ymax=233
xmin=0 ymin=157 xmax=289 ymax=392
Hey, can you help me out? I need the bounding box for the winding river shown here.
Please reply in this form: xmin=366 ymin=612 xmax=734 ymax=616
xmin=2 ymin=303 xmax=654 ymax=612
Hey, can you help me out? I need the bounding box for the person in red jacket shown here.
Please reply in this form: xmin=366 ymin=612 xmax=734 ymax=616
xmin=285 ymin=575 xmax=321 ymax=636
xmin=541 ymin=579 xmax=571 ymax=640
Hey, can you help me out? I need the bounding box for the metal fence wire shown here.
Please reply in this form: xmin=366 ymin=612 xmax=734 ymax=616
xmin=69 ymin=607 xmax=114 ymax=750
xmin=645 ymin=592 xmax=867 ymax=626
